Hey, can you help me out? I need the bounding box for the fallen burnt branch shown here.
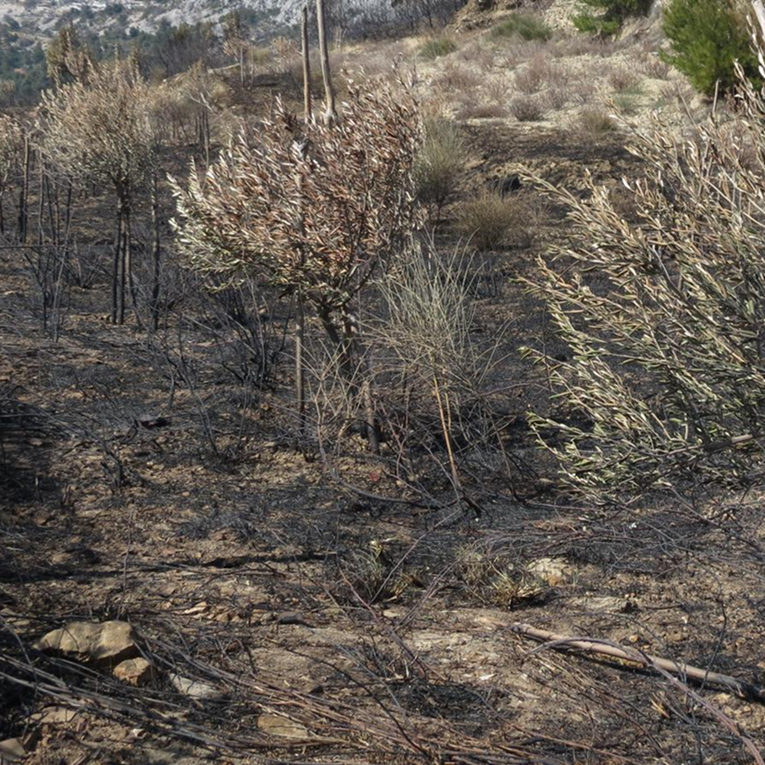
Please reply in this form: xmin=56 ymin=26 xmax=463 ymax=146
xmin=511 ymin=622 xmax=765 ymax=703
xmin=512 ymin=622 xmax=765 ymax=765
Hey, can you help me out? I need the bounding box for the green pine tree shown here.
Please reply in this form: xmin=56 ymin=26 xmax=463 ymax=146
xmin=662 ymin=0 xmax=760 ymax=96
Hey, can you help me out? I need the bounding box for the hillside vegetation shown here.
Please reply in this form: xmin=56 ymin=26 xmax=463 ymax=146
xmin=5 ymin=1 xmax=765 ymax=763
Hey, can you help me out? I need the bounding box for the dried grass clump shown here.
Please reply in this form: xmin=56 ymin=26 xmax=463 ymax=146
xmin=525 ymin=59 xmax=765 ymax=500
xmin=640 ymin=54 xmax=671 ymax=79
xmin=513 ymin=55 xmax=554 ymax=94
xmin=608 ymin=65 xmax=640 ymax=92
xmin=457 ymin=41 xmax=496 ymax=72
xmin=433 ymin=62 xmax=483 ymax=94
xmin=510 ymin=95 xmax=547 ymax=122
xmin=500 ymin=40 xmax=547 ymax=68
xmin=420 ymin=36 xmax=458 ymax=60
xmin=456 ymin=102 xmax=509 ymax=120
xmin=575 ymin=108 xmax=617 ymax=135
xmin=545 ymin=87 xmax=571 ymax=110
xmin=414 ymin=117 xmax=466 ymax=219
xmin=455 ymin=192 xmax=534 ymax=251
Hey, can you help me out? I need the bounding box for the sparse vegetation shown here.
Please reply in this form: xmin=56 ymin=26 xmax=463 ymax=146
xmin=510 ymin=94 xmax=547 ymax=121
xmin=573 ymin=0 xmax=653 ymax=36
xmin=576 ymin=107 xmax=617 ymax=134
xmin=490 ymin=13 xmax=553 ymax=42
xmin=8 ymin=4 xmax=765 ymax=765
xmin=414 ymin=116 xmax=466 ymax=221
xmin=527 ymin=62 xmax=765 ymax=500
xmin=419 ymin=35 xmax=458 ymax=60
xmin=455 ymin=191 xmax=532 ymax=250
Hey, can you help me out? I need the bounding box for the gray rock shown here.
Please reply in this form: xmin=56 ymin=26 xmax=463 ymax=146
xmin=169 ymin=674 xmax=222 ymax=701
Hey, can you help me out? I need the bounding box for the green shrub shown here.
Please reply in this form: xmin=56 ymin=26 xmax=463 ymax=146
xmin=573 ymin=0 xmax=652 ymax=36
xmin=491 ymin=14 xmax=553 ymax=42
xmin=525 ymin=63 xmax=765 ymax=501
xmin=419 ymin=36 xmax=458 ymax=60
xmin=662 ymin=0 xmax=760 ymax=96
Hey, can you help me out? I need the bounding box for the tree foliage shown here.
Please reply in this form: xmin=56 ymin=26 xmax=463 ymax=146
xmin=170 ymin=80 xmax=422 ymax=324
xmin=40 ymin=57 xmax=155 ymax=197
xmin=662 ymin=0 xmax=760 ymax=96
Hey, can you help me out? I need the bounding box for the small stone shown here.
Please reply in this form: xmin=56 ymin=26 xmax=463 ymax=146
xmin=137 ymin=413 xmax=170 ymax=429
xmin=169 ymin=674 xmax=222 ymax=701
xmin=32 ymin=707 xmax=78 ymax=725
xmin=526 ymin=557 xmax=572 ymax=586
xmin=0 ymin=739 xmax=26 ymax=763
xmin=113 ymin=658 xmax=155 ymax=687
xmin=35 ymin=620 xmax=140 ymax=667
xmin=570 ymin=596 xmax=629 ymax=613
xmin=257 ymin=714 xmax=310 ymax=740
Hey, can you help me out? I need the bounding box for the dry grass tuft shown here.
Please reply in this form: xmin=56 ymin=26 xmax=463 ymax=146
xmin=455 ymin=192 xmax=539 ymax=251
xmin=490 ymin=13 xmax=553 ymax=42
xmin=510 ymin=95 xmax=547 ymax=122
xmin=576 ymin=108 xmax=617 ymax=135
xmin=415 ymin=117 xmax=466 ymax=219
xmin=420 ymin=36 xmax=458 ymax=60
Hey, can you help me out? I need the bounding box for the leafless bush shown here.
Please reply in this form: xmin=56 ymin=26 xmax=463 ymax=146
xmin=483 ymin=76 xmax=511 ymax=104
xmin=499 ymin=40 xmax=547 ymax=68
xmin=525 ymin=58 xmax=765 ymax=501
xmin=432 ymin=61 xmax=482 ymax=94
xmin=608 ymin=65 xmax=640 ymax=92
xmin=456 ymin=41 xmax=495 ymax=72
xmin=455 ymin=102 xmax=509 ymax=120
xmin=640 ymin=53 xmax=671 ymax=80
xmin=510 ymin=94 xmax=547 ymax=122
xmin=545 ymin=87 xmax=571 ymax=110
xmin=372 ymin=243 xmax=509 ymax=496
xmin=513 ymin=60 xmax=549 ymax=95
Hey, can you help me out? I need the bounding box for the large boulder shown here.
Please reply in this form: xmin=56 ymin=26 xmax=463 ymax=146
xmin=35 ymin=621 xmax=140 ymax=667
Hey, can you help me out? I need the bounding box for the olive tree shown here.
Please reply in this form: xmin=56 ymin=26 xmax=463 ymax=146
xmin=170 ymin=78 xmax=422 ymax=443
xmin=41 ymin=58 xmax=156 ymax=325
xmin=525 ymin=22 xmax=765 ymax=501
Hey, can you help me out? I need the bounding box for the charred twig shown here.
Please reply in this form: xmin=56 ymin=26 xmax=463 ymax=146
xmin=512 ymin=622 xmax=765 ymax=703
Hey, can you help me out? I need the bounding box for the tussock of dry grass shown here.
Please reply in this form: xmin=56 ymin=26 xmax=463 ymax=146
xmin=455 ymin=192 xmax=539 ymax=251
